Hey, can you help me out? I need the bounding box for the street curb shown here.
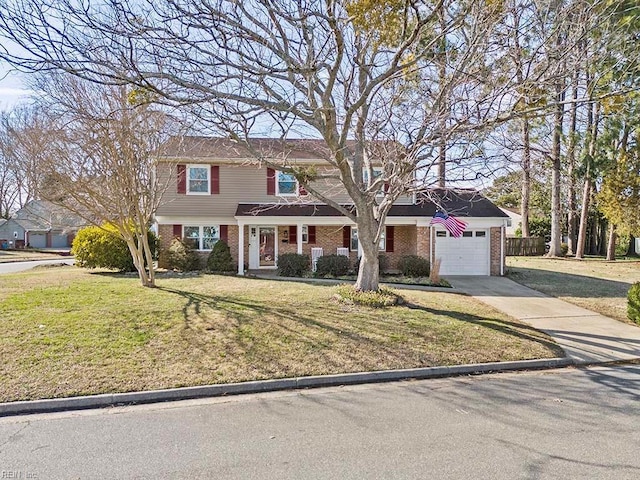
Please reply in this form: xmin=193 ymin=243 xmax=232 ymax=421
xmin=0 ymin=357 xmax=573 ymax=417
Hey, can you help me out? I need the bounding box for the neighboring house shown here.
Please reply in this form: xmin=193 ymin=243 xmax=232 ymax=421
xmin=499 ymin=207 xmax=522 ymax=237
xmin=0 ymin=200 xmax=87 ymax=249
xmin=155 ymin=137 xmax=510 ymax=276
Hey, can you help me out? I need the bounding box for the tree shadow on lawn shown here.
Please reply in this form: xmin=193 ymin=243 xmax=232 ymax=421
xmin=404 ymin=302 xmax=565 ymax=357
xmin=156 ymin=283 xmax=564 ymax=358
xmin=156 ymin=285 xmax=426 ymax=372
xmin=156 ymin=285 xmax=379 ymax=345
xmin=507 ymin=267 xmax=634 ymax=299
xmin=86 ymin=272 xmax=563 ymax=359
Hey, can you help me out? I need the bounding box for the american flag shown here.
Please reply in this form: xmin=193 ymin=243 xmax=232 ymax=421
xmin=429 ymin=212 xmax=467 ymax=238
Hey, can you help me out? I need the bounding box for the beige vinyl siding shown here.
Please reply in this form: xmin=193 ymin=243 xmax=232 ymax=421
xmin=156 ymin=162 xmax=413 ymax=218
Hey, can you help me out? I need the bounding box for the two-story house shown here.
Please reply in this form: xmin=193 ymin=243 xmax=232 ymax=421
xmin=155 ymin=137 xmax=509 ymax=276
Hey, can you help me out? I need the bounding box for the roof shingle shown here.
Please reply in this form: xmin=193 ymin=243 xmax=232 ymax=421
xmin=236 ymin=189 xmax=507 ymax=218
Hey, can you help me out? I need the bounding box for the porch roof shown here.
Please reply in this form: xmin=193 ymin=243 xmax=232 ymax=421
xmin=236 ymin=189 xmax=508 ymax=219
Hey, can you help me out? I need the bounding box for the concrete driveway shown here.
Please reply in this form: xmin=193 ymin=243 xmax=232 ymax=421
xmin=449 ymin=276 xmax=640 ymax=365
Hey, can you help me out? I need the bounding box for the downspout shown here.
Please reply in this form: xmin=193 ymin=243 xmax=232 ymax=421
xmin=500 ymin=222 xmax=505 ymax=276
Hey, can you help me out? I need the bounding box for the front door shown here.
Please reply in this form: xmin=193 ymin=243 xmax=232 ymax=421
xmin=258 ymin=227 xmax=276 ymax=267
xmin=249 ymin=226 xmax=277 ymax=269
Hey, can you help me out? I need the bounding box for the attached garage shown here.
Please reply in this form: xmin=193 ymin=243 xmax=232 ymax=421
xmin=434 ymin=229 xmax=490 ymax=276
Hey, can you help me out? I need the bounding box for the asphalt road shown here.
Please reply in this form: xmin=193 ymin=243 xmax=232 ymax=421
xmin=1 ymin=365 xmax=638 ymax=479
xmin=0 ymin=258 xmax=74 ymax=274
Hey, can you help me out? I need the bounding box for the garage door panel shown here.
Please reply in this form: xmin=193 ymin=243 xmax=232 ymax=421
xmin=52 ymin=234 xmax=70 ymax=248
xmin=435 ymin=230 xmax=489 ymax=276
xmin=28 ymin=233 xmax=47 ymax=248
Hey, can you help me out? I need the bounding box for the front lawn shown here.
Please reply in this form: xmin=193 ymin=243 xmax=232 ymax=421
xmin=507 ymin=256 xmax=640 ymax=324
xmin=0 ymin=266 xmax=562 ymax=402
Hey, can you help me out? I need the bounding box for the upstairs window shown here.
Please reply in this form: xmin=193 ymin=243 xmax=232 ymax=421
xmin=362 ymin=168 xmax=382 ymax=186
xmin=363 ymin=168 xmax=388 ymax=195
xmin=277 ymin=171 xmax=298 ymax=196
xmin=187 ymin=165 xmax=210 ymax=194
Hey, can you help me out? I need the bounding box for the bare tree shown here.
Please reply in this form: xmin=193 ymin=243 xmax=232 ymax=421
xmin=0 ymin=106 xmax=47 ymax=216
xmin=0 ymin=135 xmax=20 ymax=218
xmin=0 ymin=0 xmax=609 ymax=290
xmin=24 ymin=75 xmax=180 ymax=287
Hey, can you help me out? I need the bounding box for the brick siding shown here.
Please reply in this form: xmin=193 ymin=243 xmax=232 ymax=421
xmin=159 ymin=222 xmax=501 ymax=275
xmin=490 ymin=226 xmax=504 ymax=276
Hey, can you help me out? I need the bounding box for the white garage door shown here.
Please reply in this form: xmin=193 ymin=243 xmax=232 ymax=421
xmin=434 ymin=229 xmax=490 ymax=275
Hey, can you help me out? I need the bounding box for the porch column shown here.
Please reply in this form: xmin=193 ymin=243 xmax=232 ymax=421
xmin=296 ymin=221 xmax=303 ymax=255
xmin=238 ymin=222 xmax=245 ymax=275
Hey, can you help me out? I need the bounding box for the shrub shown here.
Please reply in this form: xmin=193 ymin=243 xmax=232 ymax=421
xmin=398 ymin=255 xmax=430 ymax=277
xmin=277 ymin=253 xmax=310 ymax=277
xmin=353 ymin=254 xmax=388 ymax=275
xmin=165 ymin=238 xmax=201 ymax=271
xmin=529 ymin=216 xmax=552 ymax=238
xmin=616 ymin=234 xmax=630 ymax=257
xmin=560 ymin=243 xmax=569 ymax=256
xmin=207 ymin=240 xmax=235 ymax=273
xmin=628 ymin=283 xmax=640 ymax=325
xmin=335 ymin=284 xmax=401 ymax=307
xmin=72 ymin=224 xmax=157 ymax=272
xmin=316 ymin=254 xmax=350 ymax=277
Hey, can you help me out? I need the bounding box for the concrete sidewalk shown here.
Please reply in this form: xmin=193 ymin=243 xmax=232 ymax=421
xmin=450 ymin=276 xmax=640 ymax=365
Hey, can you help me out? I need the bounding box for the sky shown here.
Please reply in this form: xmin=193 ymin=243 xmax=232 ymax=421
xmin=0 ymin=63 xmax=32 ymax=110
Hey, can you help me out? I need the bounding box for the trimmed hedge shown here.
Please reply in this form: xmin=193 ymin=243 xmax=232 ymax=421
xmin=72 ymin=224 xmax=157 ymax=272
xmin=277 ymin=253 xmax=310 ymax=277
xmin=165 ymin=238 xmax=201 ymax=271
xmin=207 ymin=240 xmax=235 ymax=273
xmin=315 ymin=254 xmax=350 ymax=277
xmin=628 ymin=282 xmax=640 ymax=325
xmin=397 ymin=255 xmax=430 ymax=277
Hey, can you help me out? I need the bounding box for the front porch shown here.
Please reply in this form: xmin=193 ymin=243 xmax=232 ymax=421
xmin=233 ymin=220 xmax=429 ymax=275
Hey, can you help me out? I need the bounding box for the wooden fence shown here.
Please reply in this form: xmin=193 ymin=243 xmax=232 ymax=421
xmin=505 ymin=237 xmax=546 ymax=256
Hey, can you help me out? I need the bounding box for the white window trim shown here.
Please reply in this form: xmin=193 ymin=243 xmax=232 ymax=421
xmin=363 ymin=168 xmax=384 ymax=195
xmin=183 ymin=225 xmax=220 ymax=251
xmin=301 ymin=225 xmax=309 ymax=244
xmin=276 ymin=170 xmax=299 ymax=197
xmin=187 ymin=164 xmax=210 ymax=195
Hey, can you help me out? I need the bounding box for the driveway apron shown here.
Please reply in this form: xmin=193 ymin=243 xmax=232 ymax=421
xmin=449 ymin=276 xmax=640 ymax=365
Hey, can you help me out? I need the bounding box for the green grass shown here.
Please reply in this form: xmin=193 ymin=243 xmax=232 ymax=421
xmin=0 ymin=266 xmax=563 ymax=402
xmin=507 ymin=256 xmax=640 ymax=324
